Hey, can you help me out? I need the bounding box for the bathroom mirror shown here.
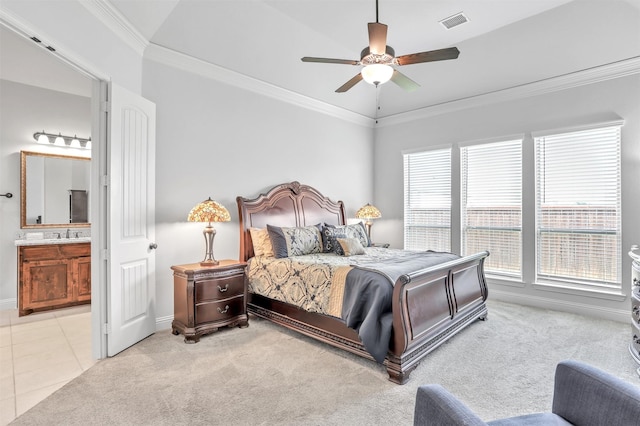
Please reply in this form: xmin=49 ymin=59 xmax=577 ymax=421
xmin=20 ymin=150 xmax=91 ymax=229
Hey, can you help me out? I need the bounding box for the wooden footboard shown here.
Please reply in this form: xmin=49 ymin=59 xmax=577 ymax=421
xmin=387 ymin=251 xmax=489 ymax=383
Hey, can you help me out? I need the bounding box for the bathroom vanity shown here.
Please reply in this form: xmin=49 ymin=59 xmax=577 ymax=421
xmin=17 ymin=239 xmax=91 ymax=316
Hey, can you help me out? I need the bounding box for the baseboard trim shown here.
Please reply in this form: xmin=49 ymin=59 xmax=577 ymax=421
xmin=489 ymin=288 xmax=629 ymax=323
xmin=0 ymin=298 xmax=17 ymax=311
xmin=155 ymin=314 xmax=173 ymax=331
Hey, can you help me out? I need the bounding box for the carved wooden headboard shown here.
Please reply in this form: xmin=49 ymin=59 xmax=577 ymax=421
xmin=236 ymin=181 xmax=346 ymax=262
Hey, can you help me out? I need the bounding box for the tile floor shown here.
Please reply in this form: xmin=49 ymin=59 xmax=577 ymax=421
xmin=0 ymin=305 xmax=95 ymax=425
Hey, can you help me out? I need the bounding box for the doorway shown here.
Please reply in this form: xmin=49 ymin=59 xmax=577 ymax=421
xmin=0 ymin=23 xmax=101 ymax=420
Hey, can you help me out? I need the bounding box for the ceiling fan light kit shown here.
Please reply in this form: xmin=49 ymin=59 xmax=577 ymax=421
xmin=301 ymin=0 xmax=460 ymax=93
xmin=361 ymin=64 xmax=394 ymax=86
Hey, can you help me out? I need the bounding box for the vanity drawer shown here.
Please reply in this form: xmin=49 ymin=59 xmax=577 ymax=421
xmin=21 ymin=243 xmax=90 ymax=261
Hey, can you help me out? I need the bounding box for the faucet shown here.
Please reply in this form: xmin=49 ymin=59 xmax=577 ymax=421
xmin=66 ymin=228 xmax=70 ymax=239
xmin=54 ymin=232 xmax=61 ymax=239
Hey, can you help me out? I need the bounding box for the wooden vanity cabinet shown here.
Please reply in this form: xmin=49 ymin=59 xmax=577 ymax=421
xmin=18 ymin=243 xmax=91 ymax=316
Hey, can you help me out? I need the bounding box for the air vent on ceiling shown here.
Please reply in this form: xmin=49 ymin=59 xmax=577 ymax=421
xmin=439 ymin=12 xmax=468 ymax=30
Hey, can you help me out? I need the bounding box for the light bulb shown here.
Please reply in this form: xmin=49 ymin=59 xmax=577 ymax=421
xmin=84 ymin=139 xmax=92 ymax=150
xmin=36 ymin=133 xmax=49 ymax=144
xmin=360 ymin=64 xmax=394 ymax=86
xmin=54 ymin=133 xmax=65 ymax=146
xmin=70 ymin=136 xmax=81 ymax=148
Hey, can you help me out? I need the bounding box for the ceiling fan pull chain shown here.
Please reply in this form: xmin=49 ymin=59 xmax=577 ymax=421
xmin=375 ymin=84 xmax=380 ymax=123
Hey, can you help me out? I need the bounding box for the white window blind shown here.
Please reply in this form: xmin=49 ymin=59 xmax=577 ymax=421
xmin=461 ymin=140 xmax=522 ymax=277
xmin=535 ymin=125 xmax=621 ymax=287
xmin=404 ymin=149 xmax=451 ymax=251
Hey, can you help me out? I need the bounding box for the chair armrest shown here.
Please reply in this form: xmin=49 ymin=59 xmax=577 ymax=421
xmin=414 ymin=384 xmax=488 ymax=426
xmin=552 ymin=360 xmax=640 ymax=426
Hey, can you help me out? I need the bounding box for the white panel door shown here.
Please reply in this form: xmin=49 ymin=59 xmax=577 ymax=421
xmin=107 ymin=83 xmax=157 ymax=356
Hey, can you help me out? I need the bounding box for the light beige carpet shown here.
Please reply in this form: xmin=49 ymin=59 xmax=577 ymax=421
xmin=11 ymin=300 xmax=639 ymax=425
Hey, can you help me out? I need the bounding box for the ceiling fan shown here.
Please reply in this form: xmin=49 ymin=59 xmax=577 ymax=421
xmin=301 ymin=0 xmax=460 ymax=93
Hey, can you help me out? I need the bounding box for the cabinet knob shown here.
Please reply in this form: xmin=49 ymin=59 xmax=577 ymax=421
xmin=149 ymin=243 xmax=158 ymax=250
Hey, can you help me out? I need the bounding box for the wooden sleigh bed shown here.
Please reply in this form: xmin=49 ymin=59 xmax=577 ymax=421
xmin=237 ymin=181 xmax=489 ymax=384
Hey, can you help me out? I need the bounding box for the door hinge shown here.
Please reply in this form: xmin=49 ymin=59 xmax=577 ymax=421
xmin=101 ymin=175 xmax=109 ymax=187
xmin=101 ymin=249 xmax=108 ymax=260
xmin=103 ymin=323 xmax=111 ymax=335
xmin=101 ymin=100 xmax=109 ymax=112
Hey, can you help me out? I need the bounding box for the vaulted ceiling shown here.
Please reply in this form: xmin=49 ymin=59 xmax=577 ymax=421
xmin=2 ymin=1 xmax=639 ymax=119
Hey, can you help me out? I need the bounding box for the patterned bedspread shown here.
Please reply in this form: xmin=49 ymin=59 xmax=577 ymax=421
xmin=247 ymin=247 xmax=400 ymax=315
xmin=247 ymin=247 xmax=460 ymax=362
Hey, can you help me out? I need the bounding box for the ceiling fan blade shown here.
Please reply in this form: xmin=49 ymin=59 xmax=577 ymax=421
xmin=301 ymin=57 xmax=359 ymax=65
xmin=335 ymin=73 xmax=363 ymax=93
xmin=395 ymin=47 xmax=460 ymax=66
xmin=368 ymin=22 xmax=388 ymax=55
xmin=391 ymin=70 xmax=420 ymax=92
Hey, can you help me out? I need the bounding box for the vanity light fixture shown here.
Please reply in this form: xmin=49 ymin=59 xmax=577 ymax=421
xmin=33 ymin=131 xmax=91 ymax=150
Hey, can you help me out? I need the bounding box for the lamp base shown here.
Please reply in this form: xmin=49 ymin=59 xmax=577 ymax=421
xmin=200 ymin=224 xmax=219 ymax=267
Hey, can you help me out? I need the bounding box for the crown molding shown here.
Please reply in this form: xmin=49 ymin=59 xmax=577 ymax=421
xmin=80 ymin=0 xmax=148 ymax=57
xmin=377 ymin=56 xmax=640 ymax=127
xmin=145 ymin=43 xmax=374 ymax=128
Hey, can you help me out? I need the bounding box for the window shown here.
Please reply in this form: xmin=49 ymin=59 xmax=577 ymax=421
xmin=461 ymin=140 xmax=522 ymax=277
xmin=403 ymin=149 xmax=451 ymax=251
xmin=534 ymin=125 xmax=621 ymax=288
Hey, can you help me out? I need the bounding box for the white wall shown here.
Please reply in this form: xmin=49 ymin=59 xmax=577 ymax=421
xmin=0 ymin=80 xmax=91 ymax=307
xmin=142 ymin=59 xmax=374 ymax=324
xmin=373 ymin=74 xmax=640 ymax=321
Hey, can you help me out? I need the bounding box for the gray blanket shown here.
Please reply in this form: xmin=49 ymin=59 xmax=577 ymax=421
xmin=342 ymin=251 xmax=460 ymax=363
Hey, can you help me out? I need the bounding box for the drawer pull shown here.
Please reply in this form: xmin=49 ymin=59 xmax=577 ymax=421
xmin=217 ymin=284 xmax=229 ymax=293
xmin=634 ymin=278 xmax=639 ymax=287
xmin=217 ymin=305 xmax=229 ymax=314
xmin=634 ymin=306 xmax=640 ymax=319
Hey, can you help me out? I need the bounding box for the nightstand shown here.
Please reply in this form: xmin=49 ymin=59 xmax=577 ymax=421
xmin=171 ymin=260 xmax=248 ymax=343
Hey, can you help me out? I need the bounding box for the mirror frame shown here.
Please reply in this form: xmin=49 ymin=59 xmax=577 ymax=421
xmin=20 ymin=150 xmax=91 ymax=229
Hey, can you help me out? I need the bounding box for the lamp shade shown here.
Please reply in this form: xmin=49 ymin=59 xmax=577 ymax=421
xmin=355 ymin=203 xmax=382 ymax=220
xmin=188 ymin=197 xmax=231 ymax=223
xmin=360 ymin=64 xmax=394 ymax=86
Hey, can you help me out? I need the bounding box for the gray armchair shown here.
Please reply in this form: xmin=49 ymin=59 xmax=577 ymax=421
xmin=414 ymin=360 xmax=640 ymax=426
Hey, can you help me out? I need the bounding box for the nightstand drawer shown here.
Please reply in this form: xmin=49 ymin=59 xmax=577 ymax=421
xmin=195 ymin=273 xmax=245 ymax=302
xmin=196 ymin=296 xmax=244 ymax=324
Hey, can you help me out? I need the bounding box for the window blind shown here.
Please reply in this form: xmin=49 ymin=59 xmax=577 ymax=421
xmin=535 ymin=125 xmax=621 ymax=287
xmin=403 ymin=149 xmax=451 ymax=251
xmin=461 ymin=140 xmax=522 ymax=277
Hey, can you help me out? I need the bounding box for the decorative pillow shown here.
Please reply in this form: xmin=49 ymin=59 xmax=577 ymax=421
xmin=337 ymin=238 xmax=365 ymax=256
xmin=321 ymin=226 xmax=347 ymax=254
xmin=325 ymin=222 xmax=370 ymax=248
xmin=267 ymin=224 xmax=323 ymax=258
xmin=249 ymin=228 xmax=274 ymax=257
